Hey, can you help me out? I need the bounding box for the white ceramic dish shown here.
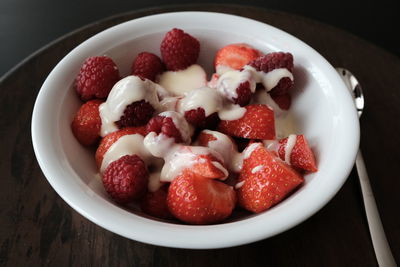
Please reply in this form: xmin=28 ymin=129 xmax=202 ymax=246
xmin=31 ymin=12 xmax=360 ymax=249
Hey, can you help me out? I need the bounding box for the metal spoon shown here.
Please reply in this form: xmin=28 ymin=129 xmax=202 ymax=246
xmin=337 ymin=68 xmax=397 ymax=267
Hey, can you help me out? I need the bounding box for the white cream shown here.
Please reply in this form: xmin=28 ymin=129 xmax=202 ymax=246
xmin=235 ymin=180 xmax=245 ymax=189
xmin=243 ymin=66 xmax=293 ymax=92
xmin=201 ymin=130 xmax=242 ymax=173
xmin=148 ymin=172 xmax=163 ymax=192
xmin=143 ymin=132 xmax=176 ymax=158
xmin=217 ymin=102 xmax=246 ymax=121
xmin=243 ymin=142 xmax=262 ymax=159
xmin=157 ymin=64 xmax=207 ymax=96
xmin=158 ymin=96 xmax=181 ymax=112
xmin=178 ymin=87 xmax=222 ymax=117
xmin=251 ymin=165 xmax=264 ymax=174
xmin=99 ymin=76 xmax=160 ymax=136
xmin=263 ymin=139 xmax=280 ymax=152
xmin=100 ymin=134 xmax=152 ymax=173
xmin=216 ymin=64 xmax=234 ymax=75
xmin=284 ymin=134 xmax=297 ymax=164
xmin=160 ymin=145 xmax=225 ymax=182
xmin=216 ymin=69 xmax=256 ymax=100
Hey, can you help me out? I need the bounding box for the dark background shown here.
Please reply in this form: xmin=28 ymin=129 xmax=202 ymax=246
xmin=0 ymin=0 xmax=399 ymax=77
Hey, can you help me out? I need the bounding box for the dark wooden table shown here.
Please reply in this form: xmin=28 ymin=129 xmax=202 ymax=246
xmin=1 ymin=5 xmax=399 ymax=266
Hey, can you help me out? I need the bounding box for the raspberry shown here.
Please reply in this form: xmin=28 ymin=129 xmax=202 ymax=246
xmin=102 ymin=155 xmax=149 ymax=204
xmin=131 ymin=52 xmax=164 ymax=82
xmin=248 ymin=52 xmax=294 ymax=73
xmin=160 ymin=28 xmax=200 ymax=71
xmin=248 ymin=52 xmax=294 ymax=95
xmin=75 ymin=56 xmax=120 ymax=101
xmin=71 ymin=99 xmax=102 ymax=146
xmin=184 ymin=108 xmax=219 ymax=129
xmin=146 ymin=115 xmax=183 ymax=143
xmin=115 ymin=100 xmax=155 ymax=128
xmin=233 ymin=81 xmax=252 ymax=106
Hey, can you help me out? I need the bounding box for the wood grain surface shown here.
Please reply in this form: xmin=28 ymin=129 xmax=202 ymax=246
xmin=1 ymin=4 xmax=399 ymax=266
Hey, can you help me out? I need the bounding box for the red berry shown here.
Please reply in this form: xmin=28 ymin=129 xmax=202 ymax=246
xmin=271 ymin=93 xmax=291 ymax=110
xmin=115 ymin=100 xmax=155 ymax=128
xmin=167 ymin=170 xmax=236 ymax=224
xmin=233 ymin=81 xmax=253 ymax=106
xmin=102 ymin=155 xmax=149 ymax=204
xmin=132 ymin=52 xmax=164 ymax=82
xmin=218 ymin=104 xmax=275 ymax=140
xmin=141 ymin=185 xmax=173 ymax=219
xmin=75 ymin=56 xmax=120 ymax=101
xmin=146 ymin=115 xmax=183 ymax=143
xmin=278 ymin=135 xmax=318 ymax=172
xmin=71 ymin=99 xmax=102 ymax=146
xmin=95 ymin=126 xmax=147 ymax=169
xmin=214 ymin=43 xmax=261 ymax=71
xmin=184 ymin=108 xmax=219 ymax=129
xmin=248 ymin=52 xmax=294 ymax=95
xmin=160 ymin=28 xmax=200 ymax=71
xmin=237 ymin=144 xmax=304 ymax=213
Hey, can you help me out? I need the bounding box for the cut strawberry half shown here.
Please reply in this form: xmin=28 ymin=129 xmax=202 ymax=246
xmin=167 ymin=170 xmax=236 ymax=224
xmin=278 ymin=135 xmax=318 ymax=172
xmin=218 ymin=104 xmax=275 ymax=140
xmin=214 ymin=43 xmax=261 ymax=73
xmin=237 ymin=143 xmax=304 ymax=213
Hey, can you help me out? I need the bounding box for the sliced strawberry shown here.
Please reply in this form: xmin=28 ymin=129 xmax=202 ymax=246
xmin=71 ymin=99 xmax=103 ymax=146
xmin=237 ymin=144 xmax=304 ymax=213
xmin=141 ymin=185 xmax=173 ymax=219
xmin=278 ymin=135 xmax=318 ymax=172
xmin=190 ymin=154 xmax=227 ymax=179
xmin=214 ymin=43 xmax=261 ymax=73
xmin=95 ymin=126 xmax=147 ymax=169
xmin=218 ymin=104 xmax=275 ymax=140
xmin=271 ymin=93 xmax=291 ymax=110
xmin=167 ymin=170 xmax=236 ymax=224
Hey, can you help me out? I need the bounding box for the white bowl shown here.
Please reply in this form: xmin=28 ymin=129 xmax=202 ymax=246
xmin=31 ymin=12 xmax=360 ymax=249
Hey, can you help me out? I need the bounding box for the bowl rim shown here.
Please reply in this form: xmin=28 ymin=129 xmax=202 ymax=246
xmin=31 ymin=11 xmax=360 ymax=249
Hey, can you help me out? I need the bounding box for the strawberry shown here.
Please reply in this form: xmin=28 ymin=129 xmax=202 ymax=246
xmin=75 ymin=56 xmax=120 ymax=101
xmin=237 ymin=144 xmax=304 ymax=213
xmin=102 ymin=154 xmax=149 ymax=204
xmin=131 ymin=52 xmax=164 ymax=82
xmin=71 ymin=99 xmax=102 ymax=146
xmin=160 ymin=28 xmax=200 ymax=71
xmin=197 ymin=131 xmax=218 ymax=147
xmin=218 ymin=104 xmax=275 ymax=140
xmin=141 ymin=185 xmax=173 ymax=219
xmin=214 ymin=43 xmax=261 ymax=73
xmin=167 ymin=170 xmax=236 ymax=224
xmin=190 ymin=154 xmax=227 ymax=179
xmin=248 ymin=52 xmax=294 ymax=96
xmin=278 ymin=135 xmax=318 ymax=172
xmin=271 ymin=93 xmax=291 ymax=110
xmin=95 ymin=126 xmax=147 ymax=169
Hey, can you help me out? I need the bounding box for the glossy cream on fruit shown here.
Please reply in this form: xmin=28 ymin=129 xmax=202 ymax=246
xmin=284 ymin=134 xmax=297 ymax=164
xmin=216 ymin=68 xmax=256 ymax=99
xmin=99 ymin=76 xmax=160 ymax=136
xmin=157 ymin=64 xmax=207 ymax=96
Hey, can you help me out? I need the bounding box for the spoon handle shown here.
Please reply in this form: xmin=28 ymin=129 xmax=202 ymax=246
xmin=356 ymin=150 xmax=397 ymax=266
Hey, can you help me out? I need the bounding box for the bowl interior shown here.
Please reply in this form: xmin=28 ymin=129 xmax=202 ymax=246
xmin=32 ymin=12 xmax=359 ymax=249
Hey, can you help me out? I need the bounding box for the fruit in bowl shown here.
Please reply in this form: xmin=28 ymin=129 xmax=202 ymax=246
xmin=70 ymin=27 xmax=318 ymax=225
xmin=32 ymin=12 xmax=359 ymax=248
